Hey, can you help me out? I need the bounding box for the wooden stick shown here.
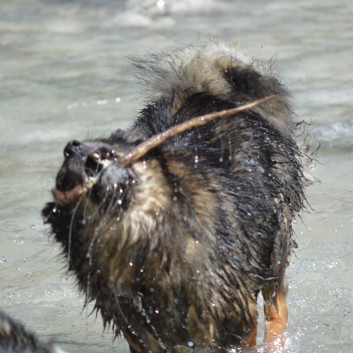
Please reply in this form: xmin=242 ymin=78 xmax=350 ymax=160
xmin=119 ymin=95 xmax=274 ymax=167
xmin=51 ymin=96 xmax=275 ymax=206
xmin=52 ymin=180 xmax=94 ymax=205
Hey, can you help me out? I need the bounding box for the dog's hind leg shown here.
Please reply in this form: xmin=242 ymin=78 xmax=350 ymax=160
xmin=241 ymin=323 xmax=258 ymax=349
xmin=262 ymin=284 xmax=288 ymax=349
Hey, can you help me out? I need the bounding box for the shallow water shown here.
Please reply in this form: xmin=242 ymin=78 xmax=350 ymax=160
xmin=1 ymin=0 xmax=353 ymax=352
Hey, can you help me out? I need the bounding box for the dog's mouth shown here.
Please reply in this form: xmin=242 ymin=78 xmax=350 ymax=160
xmin=52 ymin=141 xmax=119 ymax=206
xmin=52 ymin=181 xmax=94 ymax=206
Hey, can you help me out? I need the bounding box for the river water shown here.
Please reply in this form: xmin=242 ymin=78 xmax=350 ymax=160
xmin=1 ymin=0 xmax=352 ymax=352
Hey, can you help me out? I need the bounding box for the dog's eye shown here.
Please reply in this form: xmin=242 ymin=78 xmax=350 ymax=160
xmin=85 ymin=148 xmax=119 ymax=177
xmin=99 ymin=147 xmax=118 ymax=160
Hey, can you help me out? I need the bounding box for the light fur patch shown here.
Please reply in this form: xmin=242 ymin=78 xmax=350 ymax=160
xmin=135 ymin=42 xmax=294 ymax=136
xmin=136 ymin=42 xmax=248 ymax=101
xmin=122 ymin=159 xmax=172 ymax=246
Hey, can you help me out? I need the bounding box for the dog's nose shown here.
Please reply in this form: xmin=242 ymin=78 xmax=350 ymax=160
xmin=63 ymin=140 xmax=82 ymax=159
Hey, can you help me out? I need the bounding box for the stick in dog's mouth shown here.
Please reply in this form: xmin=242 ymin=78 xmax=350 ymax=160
xmin=52 ymin=95 xmax=274 ymax=206
xmin=52 ymin=181 xmax=94 ymax=206
xmin=119 ymin=95 xmax=274 ymax=167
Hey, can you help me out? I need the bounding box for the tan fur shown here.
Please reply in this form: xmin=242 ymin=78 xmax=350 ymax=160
xmin=140 ymin=43 xmax=243 ymax=100
xmin=137 ymin=42 xmax=294 ymax=135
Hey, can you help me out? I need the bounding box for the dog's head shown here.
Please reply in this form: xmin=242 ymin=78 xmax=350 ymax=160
xmin=52 ymin=137 xmax=135 ymax=207
xmin=41 ymin=130 xmax=147 ymax=264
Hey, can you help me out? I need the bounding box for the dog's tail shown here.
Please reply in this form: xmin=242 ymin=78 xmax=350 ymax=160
xmin=134 ymin=42 xmax=294 ymax=135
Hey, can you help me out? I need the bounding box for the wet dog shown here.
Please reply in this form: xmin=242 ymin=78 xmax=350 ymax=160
xmin=0 ymin=311 xmax=65 ymax=353
xmin=42 ymin=43 xmax=308 ymax=352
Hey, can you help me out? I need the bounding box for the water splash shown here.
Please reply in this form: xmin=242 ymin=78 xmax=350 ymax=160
xmin=312 ymin=121 xmax=353 ymax=148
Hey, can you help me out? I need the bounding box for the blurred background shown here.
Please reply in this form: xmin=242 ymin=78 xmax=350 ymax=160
xmin=1 ymin=0 xmax=352 ymax=352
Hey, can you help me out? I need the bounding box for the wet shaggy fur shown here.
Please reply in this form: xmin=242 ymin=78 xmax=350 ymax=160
xmin=42 ymin=43 xmax=307 ymax=352
xmin=0 ymin=311 xmax=64 ymax=353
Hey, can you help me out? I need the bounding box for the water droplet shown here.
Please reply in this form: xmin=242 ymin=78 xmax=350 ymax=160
xmin=133 ymin=296 xmax=142 ymax=312
xmin=187 ymin=340 xmax=194 ymax=347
